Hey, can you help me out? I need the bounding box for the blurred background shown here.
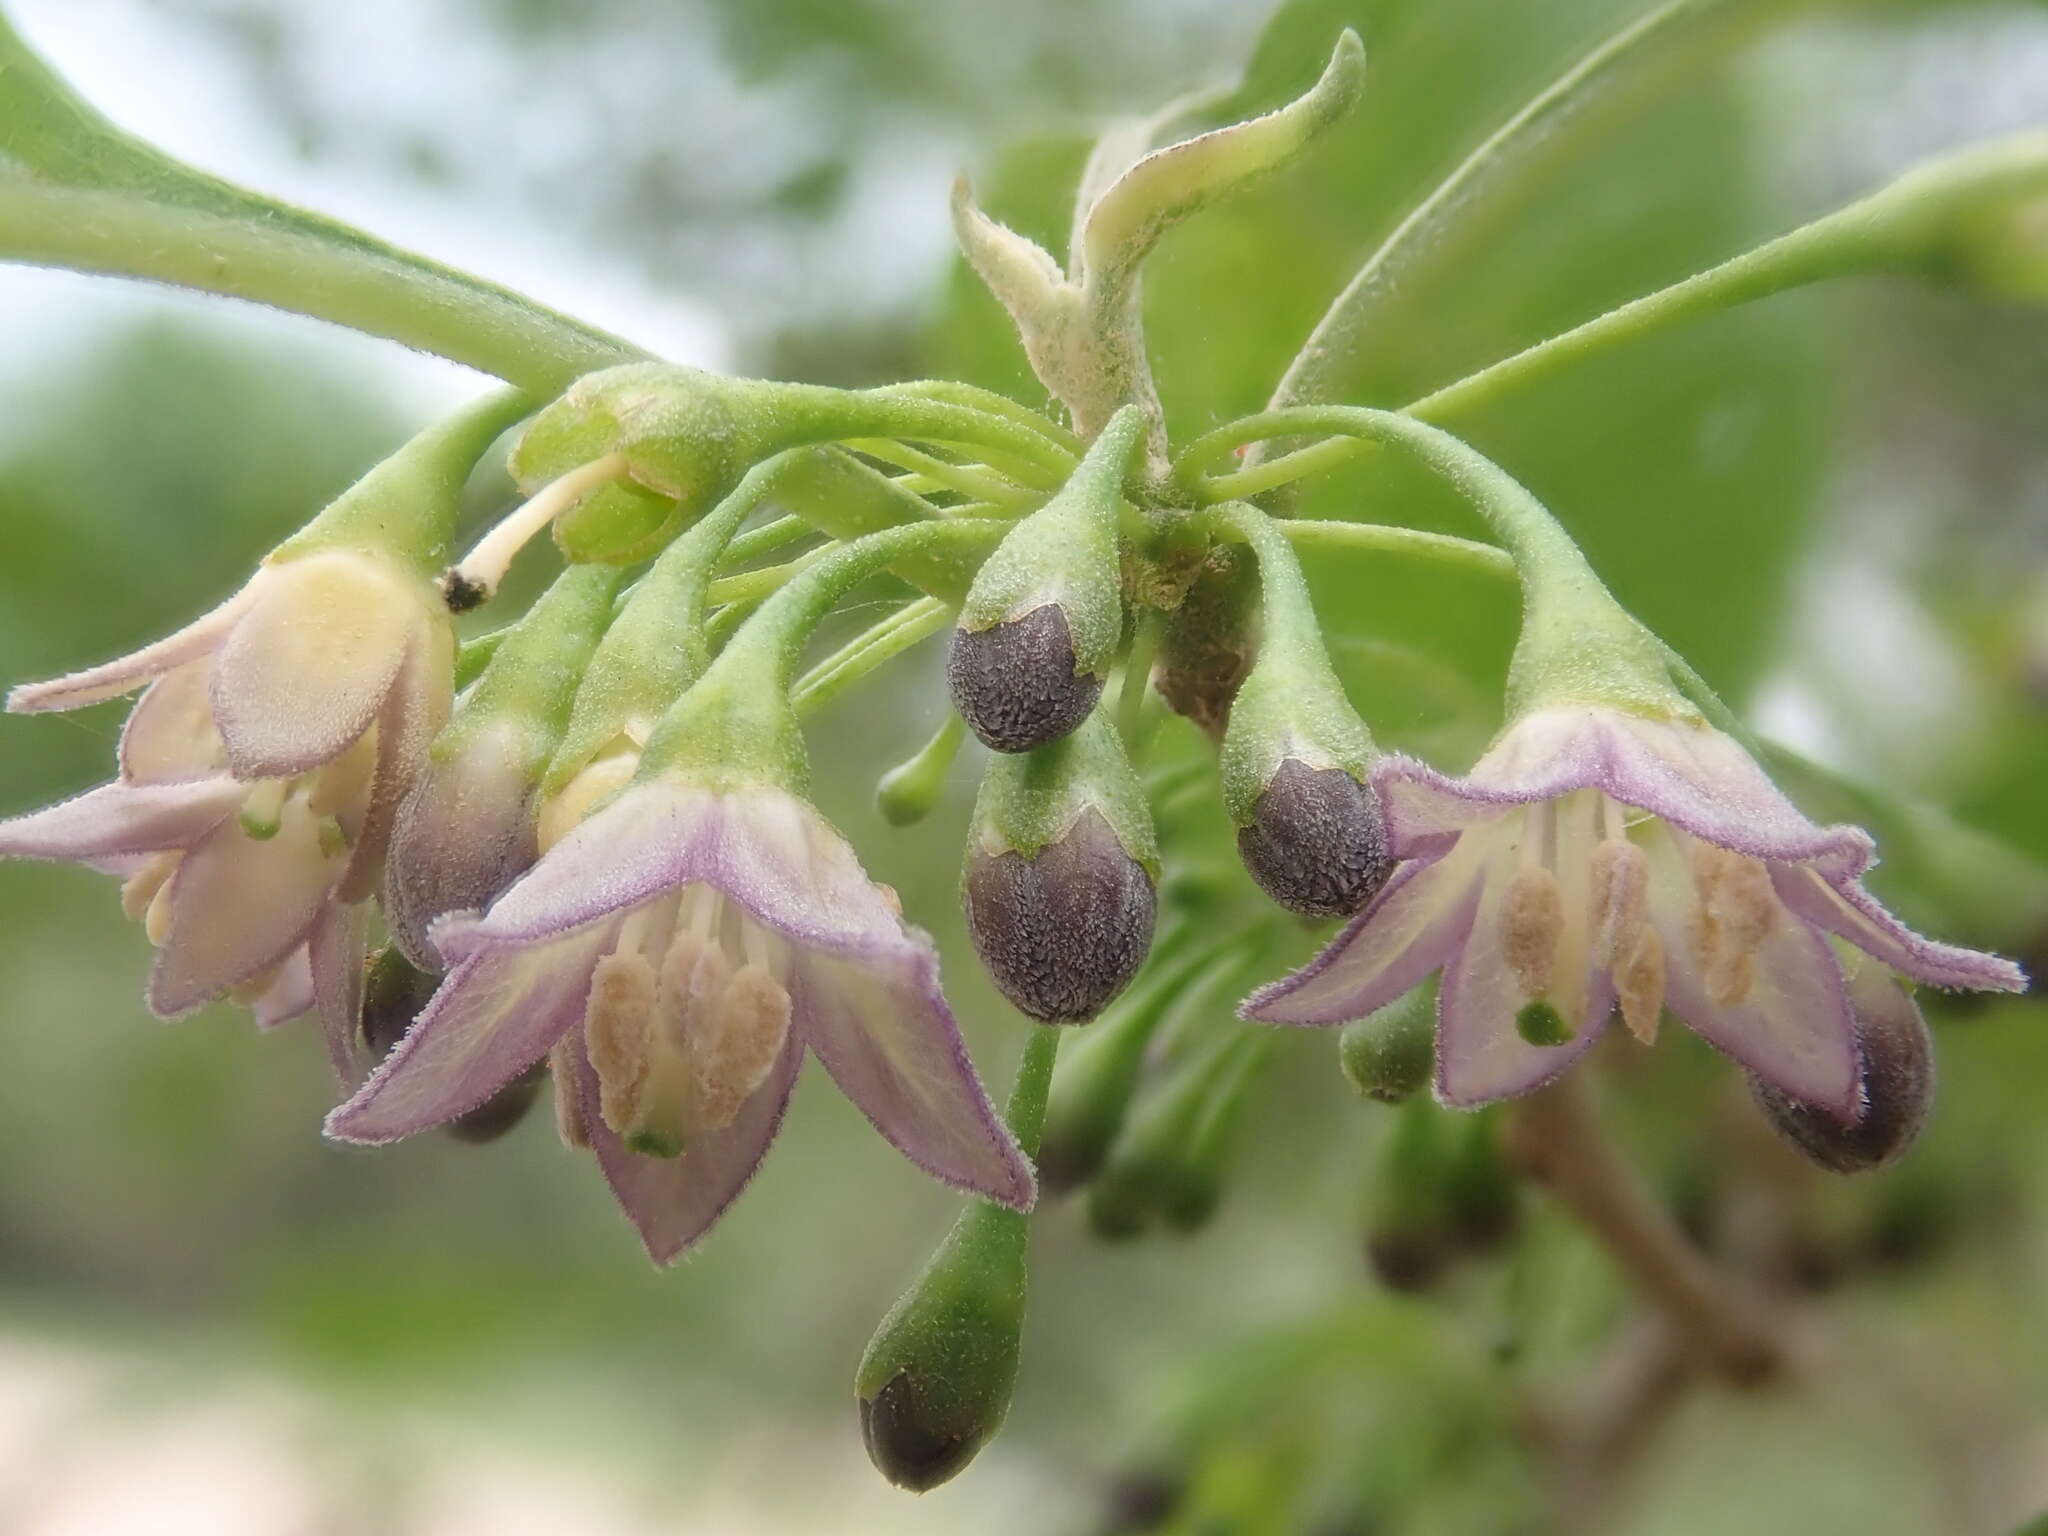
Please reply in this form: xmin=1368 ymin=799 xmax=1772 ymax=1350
xmin=0 ymin=0 xmax=2045 ymax=1531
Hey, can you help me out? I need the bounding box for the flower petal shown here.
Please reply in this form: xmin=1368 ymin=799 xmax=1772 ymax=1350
xmin=1378 ymin=708 xmax=1873 ymax=878
xmin=0 ymin=778 xmax=241 ymax=866
xmin=790 ymin=947 xmax=1034 ymax=1209
xmin=310 ymin=901 xmax=369 ymax=1083
xmin=119 ymin=662 xmax=229 ymax=784
xmin=1644 ymin=829 xmax=1860 ymax=1117
xmin=211 ymin=554 xmax=419 ymax=779
xmin=7 ymin=586 xmax=253 ymax=713
xmin=569 ymin=1030 xmax=801 ymax=1265
xmin=341 ymin=621 xmax=455 ymax=904
xmin=1434 ymin=862 xmax=1613 ymax=1107
xmin=248 ymin=946 xmax=315 ymax=1031
xmin=324 ymin=915 xmax=619 ymax=1142
xmin=384 ymin=721 xmax=539 ymax=970
xmin=1772 ymin=865 xmax=2026 ymax=994
xmin=1241 ymin=842 xmax=1482 ymax=1026
xmin=147 ymin=797 xmax=346 ymax=1016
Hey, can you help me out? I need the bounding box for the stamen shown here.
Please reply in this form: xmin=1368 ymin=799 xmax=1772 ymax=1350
xmin=1589 ymin=837 xmax=1650 ymax=965
xmin=1502 ymin=867 xmax=1565 ymax=998
xmin=443 ymin=453 xmax=629 ymax=606
xmin=120 ymin=852 xmax=180 ymax=923
xmin=549 ymin=1037 xmax=589 ymax=1150
xmin=1617 ymin=929 xmax=1666 ymax=1046
xmin=583 ymin=949 xmax=657 ymax=1138
xmin=1689 ymin=845 xmax=1778 ymax=1007
xmin=690 ymin=963 xmax=793 ymax=1130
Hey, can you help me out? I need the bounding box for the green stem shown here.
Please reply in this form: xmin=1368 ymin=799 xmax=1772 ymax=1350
xmin=1272 ymin=518 xmax=1517 ymax=582
xmin=706 ymin=545 xmax=832 ymax=608
xmin=871 ymin=380 xmax=1086 ymax=457
xmin=843 ymin=439 xmax=1041 ymax=507
xmin=1115 ymin=609 xmax=1163 ymax=746
xmin=1269 ymin=0 xmax=1798 ymax=419
xmin=1007 ymin=1026 xmax=1062 ymax=1157
xmin=794 ymin=596 xmax=953 ymax=714
xmin=718 ymin=513 xmax=816 ymax=569
xmin=1179 ymin=408 xmax=1686 ymax=718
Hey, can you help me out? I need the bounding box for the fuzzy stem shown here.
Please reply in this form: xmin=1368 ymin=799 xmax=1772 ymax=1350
xmin=1507 ymin=1076 xmax=1783 ymax=1386
xmin=794 ymin=597 xmax=954 ymax=714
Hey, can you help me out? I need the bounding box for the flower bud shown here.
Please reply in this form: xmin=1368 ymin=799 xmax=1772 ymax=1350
xmin=1216 ymin=503 xmax=1389 ymax=918
xmin=876 ymin=714 xmax=966 ymax=828
xmin=1087 ymin=1028 xmax=1270 ymax=1237
xmin=1235 ymin=760 xmax=1389 ymax=919
xmin=855 ymin=1031 xmax=1054 ymax=1491
xmin=949 ymin=408 xmax=1144 ymax=753
xmin=1338 ymin=980 xmax=1435 ymax=1103
xmin=1750 ymin=964 xmax=1934 ymax=1175
xmin=1363 ymin=1098 xmax=1453 ymax=1293
xmin=385 ymin=565 xmax=623 ymax=970
xmin=964 ymin=712 xmax=1159 ymax=1022
xmin=1441 ymin=1109 xmax=1520 ymax=1256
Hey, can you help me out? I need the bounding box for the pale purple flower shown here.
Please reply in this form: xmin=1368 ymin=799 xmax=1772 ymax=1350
xmin=326 ymin=776 xmax=1035 ymax=1263
xmin=1245 ymin=705 xmax=2026 ymax=1116
xmin=0 ymin=550 xmax=449 ymax=1061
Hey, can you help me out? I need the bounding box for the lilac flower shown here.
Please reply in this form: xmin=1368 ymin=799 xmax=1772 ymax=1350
xmin=327 ymin=775 xmax=1035 ymax=1263
xmin=0 ymin=550 xmax=450 ymax=1051
xmin=1245 ymin=704 xmax=2025 ymax=1115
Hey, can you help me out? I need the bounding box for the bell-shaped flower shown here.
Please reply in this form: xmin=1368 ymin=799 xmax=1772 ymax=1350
xmin=1245 ymin=704 xmax=2026 ymax=1114
xmin=327 ymin=775 xmax=1035 ymax=1262
xmin=0 ymin=547 xmax=449 ymax=1038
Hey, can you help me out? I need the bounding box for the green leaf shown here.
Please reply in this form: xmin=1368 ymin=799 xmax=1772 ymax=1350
xmin=0 ymin=10 xmax=644 ymax=392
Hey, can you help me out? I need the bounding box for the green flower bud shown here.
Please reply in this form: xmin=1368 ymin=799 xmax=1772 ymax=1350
xmin=855 ymin=1031 xmax=1056 ymax=1491
xmin=1363 ymin=1098 xmax=1453 ymax=1293
xmin=1088 ymin=1027 xmax=1271 ymax=1238
xmin=877 ymin=713 xmax=967 ymax=828
xmin=1441 ymin=1109 xmax=1520 ymax=1257
xmin=1338 ymin=981 xmax=1436 ymax=1104
xmin=963 ymin=712 xmax=1160 ymax=1022
xmin=949 ymin=407 xmax=1144 ymax=753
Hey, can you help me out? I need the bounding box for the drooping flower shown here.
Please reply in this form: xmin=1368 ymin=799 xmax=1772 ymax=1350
xmin=327 ymin=775 xmax=1035 ymax=1262
xmin=0 ymin=547 xmax=449 ymax=1046
xmin=1245 ymin=704 xmax=2026 ymax=1115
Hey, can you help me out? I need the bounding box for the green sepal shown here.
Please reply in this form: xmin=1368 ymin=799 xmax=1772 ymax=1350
xmin=969 ymin=710 xmax=1160 ymax=878
xmin=437 ymin=562 xmax=624 ymax=779
xmin=271 ymin=387 xmax=531 ymax=575
xmin=553 ymin=481 xmax=684 ymax=566
xmin=511 ymin=364 xmax=1071 ymax=565
xmin=955 ymin=405 xmax=1146 ymax=675
xmin=1215 ymin=502 xmax=1376 ymax=827
xmin=1338 ymin=980 xmax=1436 ymax=1104
xmin=543 ymin=456 xmax=795 ymax=793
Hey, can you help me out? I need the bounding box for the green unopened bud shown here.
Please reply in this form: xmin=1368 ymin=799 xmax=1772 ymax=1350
xmin=1036 ymin=949 xmax=1197 ymax=1192
xmin=949 ymin=408 xmax=1144 ymax=753
xmin=1217 ymin=503 xmax=1389 ymax=918
xmin=1751 ymin=964 xmax=1934 ymax=1176
xmin=856 ymin=1032 xmax=1055 ymax=1492
xmin=964 ymin=712 xmax=1160 ymax=1022
xmin=1088 ymin=1027 xmax=1271 ymax=1238
xmin=1338 ymin=981 xmax=1436 ymax=1103
xmin=1363 ymin=1097 xmax=1453 ymax=1292
xmin=1442 ymin=1109 xmax=1519 ymax=1256
xmin=877 ymin=713 xmax=967 ymax=828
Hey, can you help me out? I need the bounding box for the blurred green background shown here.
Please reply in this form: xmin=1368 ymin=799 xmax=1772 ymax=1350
xmin=0 ymin=0 xmax=2044 ymax=1531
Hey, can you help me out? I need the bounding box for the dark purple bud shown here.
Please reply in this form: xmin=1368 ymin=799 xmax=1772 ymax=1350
xmin=948 ymin=605 xmax=1104 ymax=754
xmin=360 ymin=945 xmax=539 ymax=1145
xmin=964 ymin=808 xmax=1156 ymax=1022
xmin=1364 ymin=1225 xmax=1451 ymax=1294
xmin=1751 ymin=971 xmax=1934 ymax=1175
xmin=385 ymin=736 xmax=539 ymax=973
xmin=858 ymin=1370 xmax=979 ymax=1493
xmin=1236 ymin=759 xmax=1390 ymax=919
